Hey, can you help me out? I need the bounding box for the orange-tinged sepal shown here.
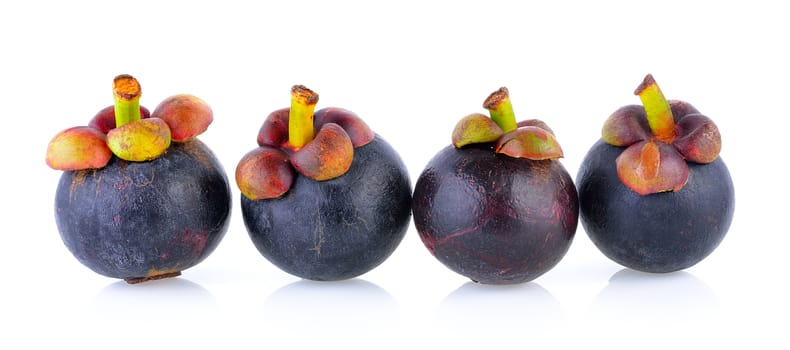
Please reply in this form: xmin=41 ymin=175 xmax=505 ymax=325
xmin=46 ymin=126 xmax=112 ymax=170
xmin=152 ymin=94 xmax=213 ymax=142
xmin=495 ymin=125 xmax=563 ymax=160
xmin=615 ymin=140 xmax=689 ymax=195
xmin=290 ymin=123 xmax=353 ymax=181
xmin=452 ymin=113 xmax=504 ymax=148
xmin=107 ymin=118 xmax=172 ymax=161
xmin=314 ymin=107 xmax=374 ymax=147
xmin=236 ymin=146 xmax=294 ymax=200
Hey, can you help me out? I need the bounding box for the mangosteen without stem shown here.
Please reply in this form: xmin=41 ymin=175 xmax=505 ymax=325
xmin=412 ymin=87 xmax=579 ymax=285
xmin=576 ymin=74 xmax=735 ymax=273
xmin=236 ymin=86 xmax=412 ymax=281
xmin=48 ymin=75 xmax=231 ymax=283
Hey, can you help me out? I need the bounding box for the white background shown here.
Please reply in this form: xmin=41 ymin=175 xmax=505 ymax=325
xmin=2 ymin=1 xmax=787 ymax=348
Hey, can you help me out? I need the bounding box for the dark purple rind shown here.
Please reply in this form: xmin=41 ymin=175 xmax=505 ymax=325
xmin=577 ymin=140 xmax=735 ymax=273
xmin=412 ymin=144 xmax=578 ymax=284
xmin=241 ymin=135 xmax=411 ymax=281
xmin=54 ymin=139 xmax=232 ymax=280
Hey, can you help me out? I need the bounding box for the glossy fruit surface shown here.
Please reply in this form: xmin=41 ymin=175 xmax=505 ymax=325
xmin=578 ymin=74 xmax=734 ymax=273
xmin=55 ymin=139 xmax=232 ymax=282
xmin=413 ymin=144 xmax=578 ymax=284
xmin=242 ymin=135 xmax=411 ymax=281
xmin=577 ymin=140 xmax=734 ymax=272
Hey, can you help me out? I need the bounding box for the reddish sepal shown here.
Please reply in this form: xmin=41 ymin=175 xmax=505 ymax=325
xmin=517 ymin=119 xmax=555 ymax=135
xmin=314 ymin=107 xmax=374 ymax=147
xmin=602 ymin=88 xmax=722 ymax=196
xmin=669 ymin=100 xmax=700 ymax=123
xmin=615 ymin=140 xmax=690 ymax=195
xmin=88 ymin=105 xmax=151 ymax=134
xmin=257 ymin=108 xmax=290 ymax=147
xmin=46 ymin=126 xmax=112 ymax=170
xmin=152 ymin=94 xmax=213 ymax=142
xmin=495 ymin=125 xmax=563 ymax=160
xmin=289 ymin=123 xmax=354 ymax=181
xmin=602 ymin=105 xmax=651 ymax=146
xmin=673 ymin=113 xmax=721 ymax=164
xmin=236 ymin=146 xmax=294 ymax=200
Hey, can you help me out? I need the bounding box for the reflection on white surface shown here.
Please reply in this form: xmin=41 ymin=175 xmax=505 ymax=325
xmin=437 ymin=282 xmax=566 ymax=343
xmin=85 ymin=277 xmax=221 ymax=346
xmin=588 ymin=268 xmax=721 ymax=341
xmin=591 ymin=269 xmax=719 ymax=321
xmin=261 ymin=279 xmax=400 ymax=343
xmin=93 ymin=277 xmax=219 ymax=320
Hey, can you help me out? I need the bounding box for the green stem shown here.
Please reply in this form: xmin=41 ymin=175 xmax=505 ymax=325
xmin=484 ymin=87 xmax=518 ymax=133
xmin=289 ymin=85 xmax=319 ymax=148
xmin=113 ymin=74 xmax=142 ymax=128
xmin=635 ymin=74 xmax=675 ymax=142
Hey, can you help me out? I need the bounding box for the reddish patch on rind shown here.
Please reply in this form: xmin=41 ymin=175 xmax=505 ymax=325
xmin=46 ymin=126 xmax=112 ymax=170
xmin=152 ymin=94 xmax=213 ymax=142
xmin=314 ymin=107 xmax=374 ymax=147
xmin=616 ymin=141 xmax=689 ymax=195
xmin=236 ymin=146 xmax=294 ymax=200
xmin=177 ymin=228 xmax=209 ymax=257
xmin=290 ymin=123 xmax=354 ymax=181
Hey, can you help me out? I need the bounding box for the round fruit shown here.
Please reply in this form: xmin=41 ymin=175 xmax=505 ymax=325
xmin=47 ymin=75 xmax=230 ymax=283
xmin=577 ymin=74 xmax=735 ymax=273
xmin=237 ymin=86 xmax=412 ymax=281
xmin=55 ymin=139 xmax=232 ymax=283
xmin=414 ymin=144 xmax=578 ymax=284
xmin=412 ymin=87 xmax=578 ymax=284
xmin=242 ymin=136 xmax=411 ymax=281
xmin=577 ymin=141 xmax=734 ymax=272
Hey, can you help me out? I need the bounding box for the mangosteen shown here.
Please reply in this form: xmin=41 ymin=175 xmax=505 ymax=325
xmin=576 ymin=74 xmax=735 ymax=273
xmin=47 ymin=75 xmax=231 ymax=283
xmin=412 ymin=87 xmax=579 ymax=285
xmin=235 ymin=86 xmax=411 ymax=281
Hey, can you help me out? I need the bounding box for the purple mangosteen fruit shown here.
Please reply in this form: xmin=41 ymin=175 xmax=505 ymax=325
xmin=412 ymin=87 xmax=579 ymax=285
xmin=236 ymin=86 xmax=412 ymax=281
xmin=47 ymin=75 xmax=231 ymax=283
xmin=576 ymin=74 xmax=735 ymax=273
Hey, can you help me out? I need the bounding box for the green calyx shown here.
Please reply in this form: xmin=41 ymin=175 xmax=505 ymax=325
xmin=451 ymin=87 xmax=563 ymax=160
